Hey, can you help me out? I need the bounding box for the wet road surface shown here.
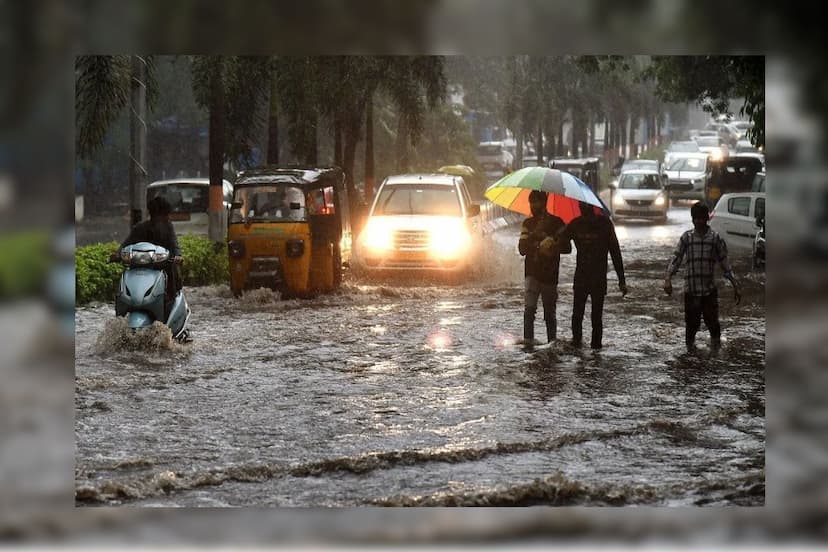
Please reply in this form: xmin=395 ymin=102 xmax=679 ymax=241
xmin=75 ymin=204 xmax=764 ymax=506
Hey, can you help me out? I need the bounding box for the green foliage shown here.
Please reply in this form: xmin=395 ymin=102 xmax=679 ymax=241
xmin=178 ymin=236 xmax=229 ymax=286
xmin=646 ymin=56 xmax=764 ymax=148
xmin=0 ymin=232 xmax=51 ymax=299
xmin=75 ymin=241 xmax=123 ymax=305
xmin=75 ymin=236 xmax=229 ymax=305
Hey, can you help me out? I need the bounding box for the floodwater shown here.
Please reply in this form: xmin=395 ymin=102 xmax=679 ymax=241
xmin=75 ymin=205 xmax=765 ymax=506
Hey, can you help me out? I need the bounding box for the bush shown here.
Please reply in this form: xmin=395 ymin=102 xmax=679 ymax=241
xmin=76 ymin=236 xmax=229 ymax=305
xmin=0 ymin=231 xmax=51 ymax=300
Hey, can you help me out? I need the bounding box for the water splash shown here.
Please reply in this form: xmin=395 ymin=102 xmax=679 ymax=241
xmin=94 ymin=317 xmax=177 ymax=354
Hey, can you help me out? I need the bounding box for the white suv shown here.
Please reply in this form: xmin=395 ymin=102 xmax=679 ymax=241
xmin=354 ymin=174 xmax=482 ymax=277
xmin=709 ymin=192 xmax=766 ymax=254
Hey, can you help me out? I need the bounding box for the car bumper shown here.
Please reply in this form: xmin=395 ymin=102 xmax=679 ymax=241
xmin=613 ymin=208 xmax=667 ymax=219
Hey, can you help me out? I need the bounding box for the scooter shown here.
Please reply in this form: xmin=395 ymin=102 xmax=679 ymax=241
xmin=110 ymin=242 xmax=191 ymax=341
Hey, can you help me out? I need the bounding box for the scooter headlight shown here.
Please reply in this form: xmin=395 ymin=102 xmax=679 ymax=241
xmin=130 ymin=251 xmax=154 ymax=265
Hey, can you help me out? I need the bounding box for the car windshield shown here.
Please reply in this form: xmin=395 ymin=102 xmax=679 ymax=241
xmin=696 ymin=137 xmax=719 ymax=147
xmin=667 ymin=157 xmax=706 ymax=172
xmin=619 ymin=174 xmax=662 ymax=190
xmin=147 ymin=184 xmax=209 ymax=214
xmin=669 ymin=142 xmax=700 ymax=152
xmin=373 ymin=184 xmax=461 ymax=216
xmin=230 ymin=184 xmax=306 ymax=223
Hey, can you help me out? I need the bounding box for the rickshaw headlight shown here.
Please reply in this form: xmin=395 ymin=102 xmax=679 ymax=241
xmin=286 ymin=238 xmax=305 ymax=257
xmin=228 ymin=240 xmax=245 ymax=258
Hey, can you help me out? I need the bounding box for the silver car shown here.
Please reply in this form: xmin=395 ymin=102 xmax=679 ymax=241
xmin=610 ymin=169 xmax=669 ymax=223
xmin=663 ymin=153 xmax=709 ymax=203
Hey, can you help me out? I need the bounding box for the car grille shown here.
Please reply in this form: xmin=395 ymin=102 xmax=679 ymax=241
xmin=393 ymin=230 xmax=430 ymax=250
xmin=626 ymin=199 xmax=653 ymax=207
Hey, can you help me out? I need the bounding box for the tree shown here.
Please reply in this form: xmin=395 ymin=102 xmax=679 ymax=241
xmin=191 ymin=56 xmax=270 ymax=240
xmin=76 ymin=55 xmax=158 ymax=226
xmin=645 ymin=56 xmax=764 ymax=148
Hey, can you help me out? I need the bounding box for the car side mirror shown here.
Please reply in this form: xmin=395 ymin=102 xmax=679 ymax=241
xmin=609 ymin=180 xmax=618 ymax=189
xmin=467 ymin=204 xmax=481 ymax=217
xmin=756 ymin=215 xmax=765 ymax=228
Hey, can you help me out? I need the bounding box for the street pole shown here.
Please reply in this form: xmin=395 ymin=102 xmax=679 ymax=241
xmin=129 ymin=55 xmax=147 ymax=228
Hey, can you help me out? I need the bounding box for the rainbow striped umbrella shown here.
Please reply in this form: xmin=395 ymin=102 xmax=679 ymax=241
xmin=484 ymin=166 xmax=609 ymax=223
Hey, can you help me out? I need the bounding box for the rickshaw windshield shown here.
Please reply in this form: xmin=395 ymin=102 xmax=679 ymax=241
xmin=231 ymin=184 xmax=307 ymax=223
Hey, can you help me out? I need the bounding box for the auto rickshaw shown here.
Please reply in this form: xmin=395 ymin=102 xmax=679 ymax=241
xmin=704 ymin=155 xmax=763 ymax=209
xmin=227 ymin=166 xmax=351 ymax=298
xmin=549 ymin=157 xmax=601 ymax=194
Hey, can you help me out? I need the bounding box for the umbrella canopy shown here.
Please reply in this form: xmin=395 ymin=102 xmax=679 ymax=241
xmin=484 ymin=166 xmax=610 ymax=223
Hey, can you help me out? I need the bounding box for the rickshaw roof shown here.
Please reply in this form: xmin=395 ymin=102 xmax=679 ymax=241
xmin=235 ymin=166 xmax=344 ymax=188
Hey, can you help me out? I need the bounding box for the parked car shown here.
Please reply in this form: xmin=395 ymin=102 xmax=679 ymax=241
xmin=663 ymin=141 xmax=701 ymax=167
xmin=664 ymin=152 xmax=709 ymax=203
xmin=610 ymin=169 xmax=669 ymax=223
xmin=145 ymin=178 xmax=233 ymax=238
xmin=753 ymin=214 xmax=765 ymax=270
xmin=353 ymin=173 xmax=483 ymax=278
xmin=751 ymin=171 xmax=765 ymax=193
xmin=709 ymin=191 xmax=766 ymax=255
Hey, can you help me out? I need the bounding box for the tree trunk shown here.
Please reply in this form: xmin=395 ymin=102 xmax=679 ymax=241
xmin=395 ymin=113 xmax=409 ymax=172
xmin=364 ymin=96 xmax=375 ymax=202
xmin=129 ymin=55 xmax=148 ymax=228
xmin=305 ymin=113 xmax=319 ymax=167
xmin=342 ymin=112 xmax=362 ymax=226
xmin=266 ymin=78 xmax=279 ymax=165
xmin=588 ymin=115 xmax=595 ymax=156
xmin=620 ymin=115 xmax=627 ymax=159
xmin=557 ymin=123 xmax=565 ymax=157
xmin=208 ymin=58 xmax=226 ymax=243
xmin=536 ymin=118 xmax=544 ymax=165
xmin=515 ymin=131 xmax=524 ymax=168
xmin=628 ymin=114 xmax=637 ymax=159
xmin=334 ymin=112 xmax=342 ymax=167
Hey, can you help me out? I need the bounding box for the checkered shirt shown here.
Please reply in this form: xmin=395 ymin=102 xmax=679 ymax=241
xmin=666 ymin=227 xmax=733 ymax=296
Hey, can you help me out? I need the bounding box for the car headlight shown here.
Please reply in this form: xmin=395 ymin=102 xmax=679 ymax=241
xmin=430 ymin=220 xmax=470 ymax=258
xmin=654 ymin=195 xmax=666 ymax=206
xmin=362 ymin=218 xmax=394 ymax=251
xmin=613 ymin=194 xmax=626 ymax=206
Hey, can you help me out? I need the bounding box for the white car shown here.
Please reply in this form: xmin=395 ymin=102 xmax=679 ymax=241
xmin=709 ymin=192 xmax=766 ymax=254
xmin=145 ymin=178 xmax=234 ymax=238
xmin=610 ymin=169 xmax=669 ymax=223
xmin=663 ymin=152 xmax=709 ymax=202
xmin=354 ymin=174 xmax=483 ymax=277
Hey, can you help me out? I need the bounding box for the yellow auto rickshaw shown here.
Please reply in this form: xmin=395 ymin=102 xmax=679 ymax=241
xmin=227 ymin=166 xmax=351 ymax=298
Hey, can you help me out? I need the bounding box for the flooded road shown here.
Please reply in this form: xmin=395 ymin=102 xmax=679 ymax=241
xmin=75 ymin=204 xmax=764 ymax=506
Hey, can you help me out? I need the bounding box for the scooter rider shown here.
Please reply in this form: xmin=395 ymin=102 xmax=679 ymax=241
xmin=111 ymin=196 xmax=184 ymax=310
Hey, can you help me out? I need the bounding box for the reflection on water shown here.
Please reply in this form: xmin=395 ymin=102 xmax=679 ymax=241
xmin=75 ymin=217 xmax=764 ymax=507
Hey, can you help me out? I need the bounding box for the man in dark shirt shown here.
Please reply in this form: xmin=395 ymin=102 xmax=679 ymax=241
xmin=561 ymin=201 xmax=628 ymax=349
xmin=112 ymin=196 xmax=184 ymax=302
xmin=518 ymin=190 xmax=571 ymax=346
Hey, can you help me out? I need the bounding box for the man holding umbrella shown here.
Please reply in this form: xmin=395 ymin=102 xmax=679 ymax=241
xmin=519 ymin=190 xmax=571 ymax=346
xmin=561 ymin=201 xmax=628 ymax=349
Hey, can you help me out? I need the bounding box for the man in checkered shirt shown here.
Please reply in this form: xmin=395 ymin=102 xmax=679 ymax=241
xmin=664 ymin=201 xmax=741 ymax=352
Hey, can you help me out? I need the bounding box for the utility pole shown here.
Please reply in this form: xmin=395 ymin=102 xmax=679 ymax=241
xmin=129 ymin=55 xmax=148 ymax=228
